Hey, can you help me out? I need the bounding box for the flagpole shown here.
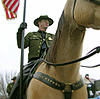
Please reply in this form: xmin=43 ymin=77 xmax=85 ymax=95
xmin=20 ymin=0 xmax=27 ymax=99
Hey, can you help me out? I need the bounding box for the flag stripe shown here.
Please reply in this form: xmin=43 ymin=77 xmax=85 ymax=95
xmin=5 ymin=8 xmax=10 ymax=18
xmin=10 ymin=11 xmax=14 ymax=18
xmin=8 ymin=0 xmax=15 ymax=9
xmin=8 ymin=10 xmax=12 ymax=18
xmin=6 ymin=0 xmax=12 ymax=7
xmin=3 ymin=0 xmax=5 ymax=3
xmin=10 ymin=1 xmax=18 ymax=12
xmin=4 ymin=0 xmax=9 ymax=5
xmin=3 ymin=0 xmax=7 ymax=4
xmin=6 ymin=8 xmax=16 ymax=19
xmin=13 ymin=2 xmax=19 ymax=13
xmin=2 ymin=0 xmax=20 ymax=19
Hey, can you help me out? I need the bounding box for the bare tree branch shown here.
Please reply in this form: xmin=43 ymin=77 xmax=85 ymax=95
xmin=0 ymin=70 xmax=17 ymax=98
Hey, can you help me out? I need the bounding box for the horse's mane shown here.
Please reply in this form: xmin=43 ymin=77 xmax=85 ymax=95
xmin=46 ymin=11 xmax=65 ymax=63
xmin=46 ymin=8 xmax=85 ymax=63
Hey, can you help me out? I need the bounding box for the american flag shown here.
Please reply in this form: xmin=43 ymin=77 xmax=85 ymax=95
xmin=2 ymin=0 xmax=20 ymax=19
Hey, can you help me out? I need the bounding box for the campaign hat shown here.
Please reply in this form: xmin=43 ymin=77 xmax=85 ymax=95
xmin=11 ymin=76 xmax=16 ymax=80
xmin=34 ymin=15 xmax=54 ymax=27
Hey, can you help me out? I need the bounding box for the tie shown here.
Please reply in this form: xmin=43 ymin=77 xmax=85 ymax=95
xmin=41 ymin=31 xmax=47 ymax=49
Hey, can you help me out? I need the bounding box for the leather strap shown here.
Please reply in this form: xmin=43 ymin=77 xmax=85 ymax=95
xmin=33 ymin=72 xmax=66 ymax=90
xmin=89 ymin=0 xmax=100 ymax=6
xmin=64 ymin=90 xmax=72 ymax=99
xmin=33 ymin=72 xmax=84 ymax=99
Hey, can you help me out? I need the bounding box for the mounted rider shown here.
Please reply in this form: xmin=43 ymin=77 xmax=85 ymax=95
xmin=9 ymin=15 xmax=54 ymax=99
xmin=17 ymin=15 xmax=54 ymax=62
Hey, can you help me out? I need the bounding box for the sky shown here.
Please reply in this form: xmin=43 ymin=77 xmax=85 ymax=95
xmin=0 ymin=0 xmax=100 ymax=80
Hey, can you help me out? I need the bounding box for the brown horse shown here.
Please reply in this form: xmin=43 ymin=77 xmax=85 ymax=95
xmin=27 ymin=0 xmax=100 ymax=98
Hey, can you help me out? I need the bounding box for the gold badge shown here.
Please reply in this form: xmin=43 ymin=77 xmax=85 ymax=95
xmin=48 ymin=37 xmax=53 ymax=40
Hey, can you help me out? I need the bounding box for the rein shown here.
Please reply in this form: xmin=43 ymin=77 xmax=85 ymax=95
xmin=81 ymin=64 xmax=100 ymax=68
xmin=42 ymin=46 xmax=100 ymax=66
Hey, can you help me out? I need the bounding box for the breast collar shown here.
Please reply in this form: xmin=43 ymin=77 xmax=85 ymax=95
xmin=32 ymin=72 xmax=84 ymax=99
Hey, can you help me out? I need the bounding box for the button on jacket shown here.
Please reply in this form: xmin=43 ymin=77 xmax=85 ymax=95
xmin=17 ymin=30 xmax=54 ymax=62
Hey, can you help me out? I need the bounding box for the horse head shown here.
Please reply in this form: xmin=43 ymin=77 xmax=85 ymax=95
xmin=73 ymin=0 xmax=100 ymax=29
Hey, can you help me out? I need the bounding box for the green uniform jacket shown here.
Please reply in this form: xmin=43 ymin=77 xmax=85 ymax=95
xmin=7 ymin=82 xmax=14 ymax=95
xmin=17 ymin=30 xmax=54 ymax=61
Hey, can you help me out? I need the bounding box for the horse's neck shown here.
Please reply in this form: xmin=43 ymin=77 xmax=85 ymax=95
xmin=45 ymin=10 xmax=86 ymax=83
xmin=46 ymin=11 xmax=85 ymax=64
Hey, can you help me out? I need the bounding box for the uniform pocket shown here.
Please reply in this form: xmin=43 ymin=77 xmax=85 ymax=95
xmin=30 ymin=37 xmax=40 ymax=47
xmin=30 ymin=37 xmax=39 ymax=40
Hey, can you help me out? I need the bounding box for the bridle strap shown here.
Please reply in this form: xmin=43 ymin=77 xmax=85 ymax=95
xmin=42 ymin=46 xmax=100 ymax=66
xmin=72 ymin=0 xmax=86 ymax=30
xmin=73 ymin=0 xmax=77 ymax=20
xmin=88 ymin=0 xmax=100 ymax=6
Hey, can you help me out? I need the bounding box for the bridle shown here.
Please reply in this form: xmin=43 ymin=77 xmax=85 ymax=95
xmin=42 ymin=0 xmax=100 ymax=67
xmin=88 ymin=0 xmax=100 ymax=5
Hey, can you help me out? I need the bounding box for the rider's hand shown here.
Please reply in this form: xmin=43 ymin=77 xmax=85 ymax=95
xmin=19 ymin=22 xmax=27 ymax=31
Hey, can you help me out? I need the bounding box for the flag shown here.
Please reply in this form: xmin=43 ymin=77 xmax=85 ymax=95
xmin=2 ymin=0 xmax=20 ymax=19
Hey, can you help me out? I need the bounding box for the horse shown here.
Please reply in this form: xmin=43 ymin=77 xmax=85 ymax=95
xmin=27 ymin=0 xmax=100 ymax=98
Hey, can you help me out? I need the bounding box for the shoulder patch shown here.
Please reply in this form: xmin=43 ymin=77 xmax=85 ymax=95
xmin=33 ymin=35 xmax=37 ymax=38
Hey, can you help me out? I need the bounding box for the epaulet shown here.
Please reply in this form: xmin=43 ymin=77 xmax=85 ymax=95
xmin=48 ymin=33 xmax=55 ymax=37
xmin=32 ymin=31 xmax=36 ymax=33
xmin=47 ymin=33 xmax=54 ymax=35
xmin=27 ymin=31 xmax=36 ymax=35
xmin=28 ymin=31 xmax=36 ymax=34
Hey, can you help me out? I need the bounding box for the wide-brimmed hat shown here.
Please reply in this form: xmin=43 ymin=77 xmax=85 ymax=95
xmin=11 ymin=76 xmax=16 ymax=80
xmin=85 ymin=74 xmax=89 ymax=76
xmin=34 ymin=15 xmax=54 ymax=27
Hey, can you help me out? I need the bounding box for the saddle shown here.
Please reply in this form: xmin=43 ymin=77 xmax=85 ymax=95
xmin=9 ymin=59 xmax=43 ymax=99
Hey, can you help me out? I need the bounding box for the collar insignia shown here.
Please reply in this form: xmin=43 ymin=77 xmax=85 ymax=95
xmin=48 ymin=37 xmax=53 ymax=40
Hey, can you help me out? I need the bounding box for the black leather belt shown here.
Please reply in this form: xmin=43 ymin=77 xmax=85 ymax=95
xmin=33 ymin=72 xmax=84 ymax=99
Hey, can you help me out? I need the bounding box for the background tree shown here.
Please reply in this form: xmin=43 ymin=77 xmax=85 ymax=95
xmin=0 ymin=71 xmax=17 ymax=98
